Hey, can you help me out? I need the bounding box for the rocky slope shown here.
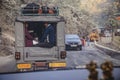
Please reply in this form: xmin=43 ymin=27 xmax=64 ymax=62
xmin=0 ymin=0 xmax=22 ymax=56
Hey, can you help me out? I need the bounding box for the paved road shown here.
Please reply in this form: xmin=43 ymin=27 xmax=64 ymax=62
xmin=66 ymin=44 xmax=120 ymax=68
xmin=0 ymin=55 xmax=16 ymax=73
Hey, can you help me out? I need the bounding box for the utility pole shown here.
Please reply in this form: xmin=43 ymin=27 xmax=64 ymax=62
xmin=111 ymin=22 xmax=114 ymax=42
xmin=109 ymin=18 xmax=115 ymax=42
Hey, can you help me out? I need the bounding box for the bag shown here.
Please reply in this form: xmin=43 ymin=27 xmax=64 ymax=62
xmin=22 ymin=3 xmax=40 ymax=14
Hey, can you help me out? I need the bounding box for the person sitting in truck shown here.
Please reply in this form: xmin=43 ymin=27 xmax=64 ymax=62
xmin=25 ymin=23 xmax=34 ymax=47
xmin=48 ymin=8 xmax=54 ymax=14
xmin=38 ymin=7 xmax=43 ymax=14
xmin=47 ymin=4 xmax=55 ymax=14
xmin=39 ymin=22 xmax=55 ymax=48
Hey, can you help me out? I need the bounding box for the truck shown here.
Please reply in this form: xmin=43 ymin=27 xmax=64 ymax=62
xmin=89 ymin=29 xmax=99 ymax=42
xmin=14 ymin=3 xmax=66 ymax=71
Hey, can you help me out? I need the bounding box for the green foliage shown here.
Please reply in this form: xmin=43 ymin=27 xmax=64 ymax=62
xmin=109 ymin=19 xmax=118 ymax=27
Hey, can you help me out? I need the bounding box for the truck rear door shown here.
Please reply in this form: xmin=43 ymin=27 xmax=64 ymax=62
xmin=23 ymin=47 xmax=58 ymax=61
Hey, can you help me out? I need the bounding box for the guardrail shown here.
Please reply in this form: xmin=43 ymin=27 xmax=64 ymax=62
xmin=94 ymin=41 xmax=120 ymax=54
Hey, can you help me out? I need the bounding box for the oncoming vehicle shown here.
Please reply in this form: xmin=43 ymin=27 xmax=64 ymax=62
xmin=65 ymin=34 xmax=82 ymax=51
xmin=14 ymin=3 xmax=66 ymax=71
xmin=104 ymin=30 xmax=111 ymax=37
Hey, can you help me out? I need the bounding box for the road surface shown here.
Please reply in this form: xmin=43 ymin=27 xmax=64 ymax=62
xmin=0 ymin=55 xmax=16 ymax=73
xmin=66 ymin=43 xmax=120 ymax=68
xmin=0 ymin=42 xmax=120 ymax=73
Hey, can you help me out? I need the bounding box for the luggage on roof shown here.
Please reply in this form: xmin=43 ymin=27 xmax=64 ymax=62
xmin=22 ymin=3 xmax=40 ymax=14
xmin=21 ymin=3 xmax=59 ymax=16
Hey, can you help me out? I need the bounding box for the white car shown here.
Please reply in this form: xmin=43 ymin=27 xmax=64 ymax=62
xmin=65 ymin=34 xmax=82 ymax=50
xmin=104 ymin=30 xmax=111 ymax=37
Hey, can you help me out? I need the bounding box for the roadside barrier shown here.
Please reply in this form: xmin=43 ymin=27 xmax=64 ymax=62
xmin=94 ymin=41 xmax=120 ymax=54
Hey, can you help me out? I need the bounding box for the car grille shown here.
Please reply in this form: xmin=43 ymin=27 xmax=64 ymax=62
xmin=68 ymin=42 xmax=78 ymax=45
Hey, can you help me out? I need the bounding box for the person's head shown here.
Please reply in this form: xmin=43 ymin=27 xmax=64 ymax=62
xmin=82 ymin=36 xmax=85 ymax=39
xmin=44 ymin=22 xmax=49 ymax=28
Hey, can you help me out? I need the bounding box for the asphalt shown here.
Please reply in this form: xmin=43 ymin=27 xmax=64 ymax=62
xmin=0 ymin=55 xmax=16 ymax=73
xmin=66 ymin=45 xmax=120 ymax=68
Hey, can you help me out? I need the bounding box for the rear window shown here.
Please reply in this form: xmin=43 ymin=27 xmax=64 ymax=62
xmin=24 ymin=22 xmax=57 ymax=48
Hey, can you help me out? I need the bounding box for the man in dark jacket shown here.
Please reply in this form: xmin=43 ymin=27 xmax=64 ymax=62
xmin=39 ymin=22 xmax=55 ymax=48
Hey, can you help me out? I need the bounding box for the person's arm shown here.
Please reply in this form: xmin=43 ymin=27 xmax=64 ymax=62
xmin=41 ymin=29 xmax=49 ymax=42
xmin=49 ymin=26 xmax=55 ymax=44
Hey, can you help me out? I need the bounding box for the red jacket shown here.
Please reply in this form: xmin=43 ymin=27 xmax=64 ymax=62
xmin=25 ymin=27 xmax=33 ymax=47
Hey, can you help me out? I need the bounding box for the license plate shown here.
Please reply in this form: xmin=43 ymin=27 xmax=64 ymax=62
xmin=35 ymin=62 xmax=47 ymax=67
xmin=49 ymin=62 xmax=66 ymax=68
xmin=71 ymin=45 xmax=77 ymax=47
xmin=17 ymin=63 xmax=31 ymax=69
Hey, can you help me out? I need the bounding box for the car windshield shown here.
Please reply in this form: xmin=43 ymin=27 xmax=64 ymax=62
xmin=0 ymin=1 xmax=120 ymax=79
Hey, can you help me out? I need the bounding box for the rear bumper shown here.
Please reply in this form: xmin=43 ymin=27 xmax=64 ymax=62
xmin=16 ymin=61 xmax=66 ymax=72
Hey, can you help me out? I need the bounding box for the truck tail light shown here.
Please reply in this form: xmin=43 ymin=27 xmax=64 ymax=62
xmin=15 ymin=52 xmax=21 ymax=60
xmin=60 ymin=51 xmax=66 ymax=59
